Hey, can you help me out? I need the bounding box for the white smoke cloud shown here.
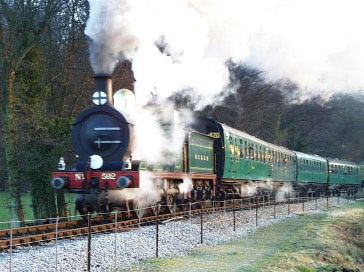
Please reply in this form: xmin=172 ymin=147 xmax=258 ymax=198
xmin=86 ymin=0 xmax=364 ymax=105
xmin=132 ymin=103 xmax=187 ymax=165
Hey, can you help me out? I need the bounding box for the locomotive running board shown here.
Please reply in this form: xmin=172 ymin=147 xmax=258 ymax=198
xmin=142 ymin=171 xmax=216 ymax=180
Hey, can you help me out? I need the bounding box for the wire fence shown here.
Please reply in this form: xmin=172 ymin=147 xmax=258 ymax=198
xmin=0 ymin=193 xmax=358 ymax=272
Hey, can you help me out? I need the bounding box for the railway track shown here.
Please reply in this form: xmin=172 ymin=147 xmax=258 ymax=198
xmin=0 ymin=195 xmax=351 ymax=252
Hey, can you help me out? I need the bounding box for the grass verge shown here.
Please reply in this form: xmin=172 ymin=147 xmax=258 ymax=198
xmin=0 ymin=192 xmax=76 ymax=224
xmin=132 ymin=200 xmax=364 ymax=272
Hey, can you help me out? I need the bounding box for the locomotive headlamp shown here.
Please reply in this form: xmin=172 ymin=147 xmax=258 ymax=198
xmin=90 ymin=155 xmax=103 ymax=169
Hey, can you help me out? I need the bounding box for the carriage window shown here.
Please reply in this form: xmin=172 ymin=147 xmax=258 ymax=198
xmin=259 ymin=146 xmax=262 ymax=162
xmin=249 ymin=145 xmax=254 ymax=160
xmin=240 ymin=139 xmax=244 ymax=158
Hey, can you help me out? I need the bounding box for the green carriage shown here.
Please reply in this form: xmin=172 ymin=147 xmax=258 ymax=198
xmin=187 ymin=131 xmax=214 ymax=173
xmin=328 ymin=158 xmax=361 ymax=188
xmin=295 ymin=152 xmax=328 ymax=187
xmin=221 ymin=124 xmax=296 ymax=183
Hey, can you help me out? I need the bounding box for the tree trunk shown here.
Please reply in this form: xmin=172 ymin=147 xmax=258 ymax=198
xmin=56 ymin=190 xmax=67 ymax=217
xmin=2 ymin=72 xmax=24 ymax=227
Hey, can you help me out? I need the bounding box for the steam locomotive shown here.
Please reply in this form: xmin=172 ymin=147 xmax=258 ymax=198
xmin=51 ymin=74 xmax=361 ymax=217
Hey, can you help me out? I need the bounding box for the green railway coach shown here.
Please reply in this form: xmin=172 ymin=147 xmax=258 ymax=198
xmin=221 ymin=125 xmax=296 ymax=182
xmin=192 ymin=117 xmax=296 ymax=183
xmin=266 ymin=143 xmax=296 ymax=183
xmin=328 ymin=158 xmax=361 ymax=187
xmin=187 ymin=131 xmax=214 ymax=173
xmin=295 ymin=152 xmax=328 ymax=186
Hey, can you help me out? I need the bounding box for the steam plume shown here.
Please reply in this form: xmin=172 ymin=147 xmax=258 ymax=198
xmin=86 ymin=0 xmax=364 ymax=106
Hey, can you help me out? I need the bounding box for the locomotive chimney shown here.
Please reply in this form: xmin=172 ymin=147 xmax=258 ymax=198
xmin=94 ymin=74 xmax=113 ymax=105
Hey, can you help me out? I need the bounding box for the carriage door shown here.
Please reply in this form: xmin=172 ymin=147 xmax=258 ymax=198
xmin=232 ymin=136 xmax=240 ymax=176
xmin=228 ymin=135 xmax=239 ymax=178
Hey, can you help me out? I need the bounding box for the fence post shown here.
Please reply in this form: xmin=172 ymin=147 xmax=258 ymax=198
xmin=10 ymin=221 xmax=13 ymax=272
xmin=174 ymin=203 xmax=176 ymax=246
xmin=347 ymin=191 xmax=350 ymax=203
xmin=337 ymin=193 xmax=340 ymax=205
xmin=255 ymin=197 xmax=258 ymax=227
xmin=114 ymin=211 xmax=118 ymax=268
xmin=316 ymin=192 xmax=318 ymax=210
xmin=189 ymin=201 xmax=192 ymax=234
xmin=156 ymin=203 xmax=160 ymax=258
xmin=56 ymin=216 xmax=59 ymax=272
xmin=87 ymin=213 xmax=91 ymax=272
xmin=287 ymin=192 xmax=290 ymax=215
xmin=273 ymin=192 xmax=276 ymax=219
xmin=233 ymin=198 xmax=236 ymax=232
xmin=200 ymin=202 xmax=203 ymax=244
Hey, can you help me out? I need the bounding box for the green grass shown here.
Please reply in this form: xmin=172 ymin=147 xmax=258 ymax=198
xmin=0 ymin=192 xmax=76 ymax=225
xmin=126 ymin=200 xmax=364 ymax=272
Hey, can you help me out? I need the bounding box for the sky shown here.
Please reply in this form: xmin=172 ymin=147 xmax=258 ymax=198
xmin=85 ymin=0 xmax=364 ymax=106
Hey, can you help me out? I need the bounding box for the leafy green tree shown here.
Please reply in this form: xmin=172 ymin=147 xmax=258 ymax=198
xmin=0 ymin=0 xmax=64 ymax=224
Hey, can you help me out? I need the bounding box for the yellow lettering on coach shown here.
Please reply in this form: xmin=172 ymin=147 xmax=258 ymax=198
xmin=208 ymin=132 xmax=220 ymax=138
